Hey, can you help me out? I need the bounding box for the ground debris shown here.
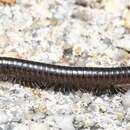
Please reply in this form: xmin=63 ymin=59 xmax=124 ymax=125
xmin=0 ymin=0 xmax=16 ymax=5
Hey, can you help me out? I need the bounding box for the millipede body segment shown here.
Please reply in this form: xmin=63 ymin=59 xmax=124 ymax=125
xmin=0 ymin=57 xmax=130 ymax=95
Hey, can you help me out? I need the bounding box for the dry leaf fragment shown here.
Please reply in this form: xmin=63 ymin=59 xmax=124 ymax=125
xmin=0 ymin=0 xmax=16 ymax=5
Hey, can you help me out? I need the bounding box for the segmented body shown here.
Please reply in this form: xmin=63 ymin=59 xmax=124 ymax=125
xmin=0 ymin=57 xmax=130 ymax=95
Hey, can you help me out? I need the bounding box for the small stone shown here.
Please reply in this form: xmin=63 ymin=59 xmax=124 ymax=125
xmin=72 ymin=43 xmax=87 ymax=57
xmin=55 ymin=115 xmax=75 ymax=130
xmin=13 ymin=124 xmax=29 ymax=130
xmin=95 ymin=97 xmax=104 ymax=104
xmin=32 ymin=89 xmax=42 ymax=98
xmin=84 ymin=116 xmax=94 ymax=128
xmin=75 ymin=0 xmax=102 ymax=8
xmin=73 ymin=46 xmax=82 ymax=56
xmin=124 ymin=10 xmax=130 ymax=30
xmin=49 ymin=18 xmax=60 ymax=26
xmin=101 ymin=37 xmax=112 ymax=46
xmin=105 ymin=47 xmax=129 ymax=62
xmin=104 ymin=0 xmax=124 ymax=13
xmin=75 ymin=0 xmax=88 ymax=7
xmin=0 ymin=111 xmax=9 ymax=124
xmin=126 ymin=123 xmax=130 ymax=130
xmin=99 ymin=105 xmax=107 ymax=113
xmin=125 ymin=108 xmax=130 ymax=121
xmin=0 ymin=34 xmax=10 ymax=47
xmin=49 ymin=17 xmax=63 ymax=26
xmin=72 ymin=103 xmax=82 ymax=113
xmin=29 ymin=123 xmax=48 ymax=130
xmin=13 ymin=11 xmax=33 ymax=30
xmin=71 ymin=7 xmax=92 ymax=21
xmin=18 ymin=0 xmax=30 ymax=5
xmin=29 ymin=1 xmax=50 ymax=23
xmin=81 ymin=93 xmax=92 ymax=105
xmin=88 ymin=103 xmax=99 ymax=112
xmin=122 ymin=89 xmax=130 ymax=108
xmin=35 ymin=105 xmax=48 ymax=113
xmin=116 ymin=112 xmax=124 ymax=122
xmin=1 ymin=51 xmax=19 ymax=58
xmin=115 ymin=35 xmax=130 ymax=52
xmin=0 ymin=124 xmax=10 ymax=130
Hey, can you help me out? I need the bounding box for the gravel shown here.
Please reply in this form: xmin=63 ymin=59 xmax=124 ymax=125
xmin=0 ymin=0 xmax=130 ymax=130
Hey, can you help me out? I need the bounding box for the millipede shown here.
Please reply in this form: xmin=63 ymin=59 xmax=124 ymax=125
xmin=0 ymin=56 xmax=130 ymax=95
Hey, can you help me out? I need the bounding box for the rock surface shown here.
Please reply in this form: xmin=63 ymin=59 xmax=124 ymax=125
xmin=0 ymin=0 xmax=130 ymax=130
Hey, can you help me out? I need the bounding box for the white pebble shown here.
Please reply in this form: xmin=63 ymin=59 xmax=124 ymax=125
xmin=29 ymin=123 xmax=48 ymax=130
xmin=55 ymin=115 xmax=75 ymax=130
xmin=0 ymin=111 xmax=9 ymax=124
xmin=122 ymin=89 xmax=130 ymax=108
xmin=115 ymin=35 xmax=130 ymax=52
xmin=13 ymin=124 xmax=29 ymax=130
xmin=95 ymin=97 xmax=104 ymax=104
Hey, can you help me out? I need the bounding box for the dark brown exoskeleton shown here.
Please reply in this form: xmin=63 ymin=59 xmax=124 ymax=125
xmin=0 ymin=57 xmax=130 ymax=95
